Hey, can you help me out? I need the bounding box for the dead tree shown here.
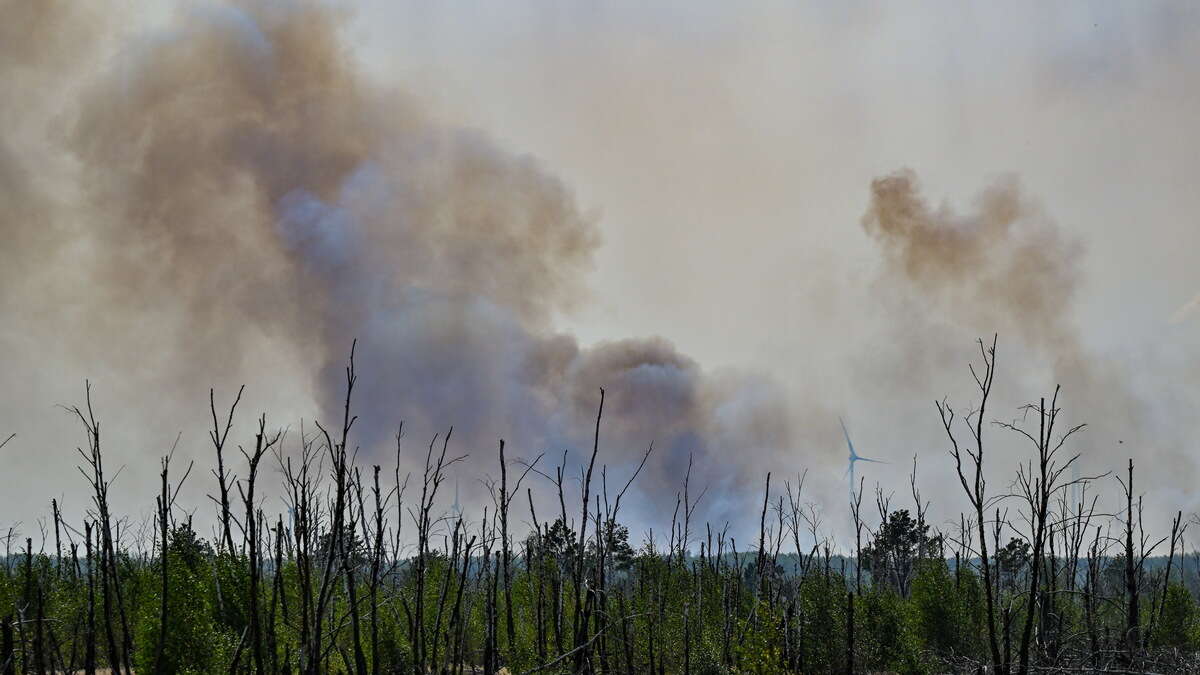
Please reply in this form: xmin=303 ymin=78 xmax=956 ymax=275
xmin=71 ymin=384 xmax=134 ymax=675
xmin=367 ymin=464 xmax=397 ymax=675
xmin=279 ymin=428 xmax=321 ymax=673
xmin=1114 ymin=459 xmax=1164 ymax=664
xmin=571 ymin=389 xmax=605 ymax=674
xmin=755 ymin=472 xmax=772 ymax=605
xmin=849 ymin=476 xmax=864 ymax=594
xmin=268 ymin=517 xmax=287 ymax=675
xmin=1001 ymin=388 xmax=1085 ymax=674
xmin=341 ymin=467 xmax=369 ymax=675
xmin=937 ymin=335 xmax=1003 ymax=671
xmin=209 ymin=386 xmax=244 ymax=556
xmin=309 ymin=342 xmax=362 ymax=674
xmin=494 ymin=440 xmax=541 ymax=667
xmin=1146 ymin=510 xmax=1186 ymax=648
xmin=83 ymin=521 xmax=96 ymax=675
xmin=239 ymin=415 xmax=281 ymax=675
xmin=407 ymin=430 xmax=463 ymax=675
xmin=152 ymin=443 xmax=194 ymax=673
xmin=1083 ymin=525 xmax=1104 ymax=665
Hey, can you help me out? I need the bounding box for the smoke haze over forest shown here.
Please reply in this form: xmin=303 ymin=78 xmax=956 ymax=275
xmin=2 ymin=0 xmax=1199 ymax=546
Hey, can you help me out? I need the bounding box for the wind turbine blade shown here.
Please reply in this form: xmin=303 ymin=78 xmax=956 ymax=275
xmin=857 ymin=457 xmax=887 ymax=465
xmin=839 ymin=416 xmax=857 ymax=459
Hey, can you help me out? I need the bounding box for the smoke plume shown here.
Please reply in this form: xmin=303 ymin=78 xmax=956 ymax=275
xmin=864 ymin=170 xmax=1082 ymax=359
xmin=861 ymin=170 xmax=1191 ymax=517
xmin=0 ymin=0 xmax=809 ymax=526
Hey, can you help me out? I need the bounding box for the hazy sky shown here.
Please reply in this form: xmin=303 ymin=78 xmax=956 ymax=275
xmin=2 ymin=0 xmax=1198 ymax=548
xmin=351 ymin=1 xmax=1200 ymax=356
xmin=351 ymin=0 xmax=1200 ymax=526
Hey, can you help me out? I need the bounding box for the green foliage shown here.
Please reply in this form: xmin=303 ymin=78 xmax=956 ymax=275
xmin=862 ymin=509 xmax=943 ymax=597
xmin=131 ymin=526 xmax=236 ymax=674
xmin=859 ymin=586 xmax=922 ymax=674
xmin=995 ymin=537 xmax=1030 ymax=594
xmin=6 ymin=519 xmax=1200 ymax=674
xmin=792 ymin=571 xmax=847 ymax=671
xmin=910 ymin=559 xmax=984 ymax=666
xmin=1157 ymin=583 xmax=1195 ymax=648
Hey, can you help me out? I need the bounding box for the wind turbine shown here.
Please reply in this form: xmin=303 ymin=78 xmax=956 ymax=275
xmin=840 ymin=417 xmax=886 ymax=497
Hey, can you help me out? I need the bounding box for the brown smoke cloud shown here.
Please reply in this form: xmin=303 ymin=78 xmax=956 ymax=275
xmin=863 ymin=170 xmax=1082 ymax=358
xmin=0 ymin=0 xmax=101 ymax=291
xmin=0 ymin=0 xmax=811 ymax=526
xmin=861 ymin=170 xmax=1190 ymax=518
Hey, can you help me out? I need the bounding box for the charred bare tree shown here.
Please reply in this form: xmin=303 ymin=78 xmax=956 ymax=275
xmin=309 ymin=343 xmax=362 ymax=675
xmin=938 ymin=335 xmax=1003 ymax=671
xmin=209 ymin=386 xmax=244 ymax=556
xmin=239 ymin=415 xmax=281 ymax=675
xmin=280 ymin=428 xmax=320 ymax=673
xmin=849 ymin=476 xmax=864 ymax=594
xmin=268 ymin=517 xmax=286 ymax=675
xmin=493 ymin=440 xmax=541 ymax=668
xmin=998 ymin=386 xmax=1084 ymax=667
xmin=571 ymin=389 xmax=604 ymax=674
xmin=1001 ymin=388 xmax=1086 ymax=675
xmin=83 ymin=521 xmax=96 ymax=675
xmin=1146 ymin=510 xmax=1185 ymax=648
xmin=341 ymin=467 xmax=368 ymax=675
xmin=407 ymin=428 xmax=463 ymax=675
xmin=70 ymin=384 xmax=133 ymax=675
xmin=1117 ymin=459 xmax=1141 ymax=663
xmin=152 ymin=443 xmax=193 ymax=674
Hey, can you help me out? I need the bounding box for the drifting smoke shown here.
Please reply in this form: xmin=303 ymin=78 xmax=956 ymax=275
xmin=861 ymin=170 xmax=1192 ymax=514
xmin=0 ymin=0 xmax=806 ymax=524
xmin=864 ymin=170 xmax=1082 ymax=359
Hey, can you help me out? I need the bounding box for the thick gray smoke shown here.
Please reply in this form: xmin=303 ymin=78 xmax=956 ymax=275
xmin=0 ymin=0 xmax=808 ymax=527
